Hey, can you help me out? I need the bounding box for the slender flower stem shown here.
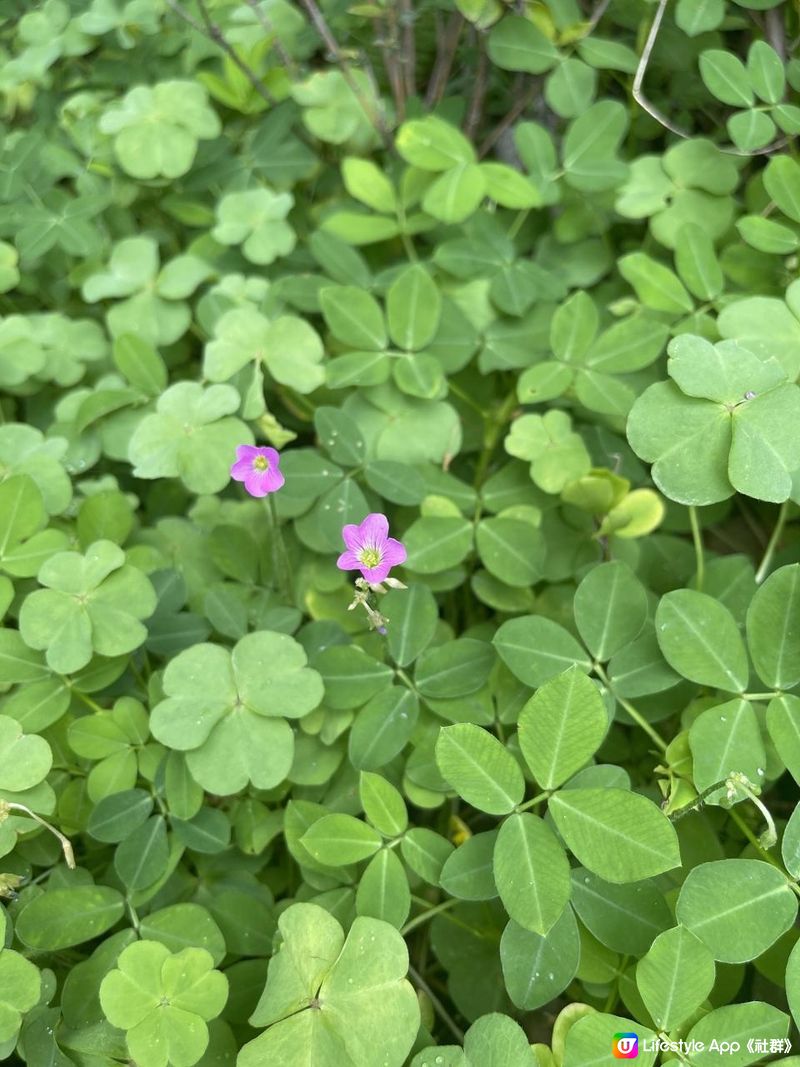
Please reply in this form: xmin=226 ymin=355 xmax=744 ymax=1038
xmin=266 ymin=495 xmax=293 ymax=602
xmin=402 ymin=897 xmax=459 ymax=935
xmin=728 ymin=809 xmax=783 ymax=871
xmin=516 ymin=791 xmax=550 ymax=813
xmin=688 ymin=506 xmax=704 ymax=592
xmin=408 ymin=964 xmax=465 ymax=1044
xmin=593 ymin=663 xmax=667 ymax=752
xmin=2 ymin=803 xmax=75 ymax=868
xmin=755 ymin=500 xmax=790 ymax=584
xmin=668 ymin=779 xmax=728 ymax=821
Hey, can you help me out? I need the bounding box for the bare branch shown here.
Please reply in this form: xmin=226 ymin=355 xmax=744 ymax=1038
xmin=399 ymin=0 xmax=416 ymax=99
xmin=425 ymin=11 xmax=463 ymax=107
xmin=244 ymin=0 xmax=298 ymax=75
xmin=465 ymin=33 xmax=489 ymax=139
xmin=478 ymin=81 xmax=538 ymax=158
xmin=165 ymin=0 xmax=276 ymax=104
xmin=632 ymin=0 xmax=788 ymax=157
xmin=297 ymin=0 xmax=390 ymax=144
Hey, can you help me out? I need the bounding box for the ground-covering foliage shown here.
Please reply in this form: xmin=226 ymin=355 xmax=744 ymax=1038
xmin=2 ymin=0 xmax=800 ymax=1064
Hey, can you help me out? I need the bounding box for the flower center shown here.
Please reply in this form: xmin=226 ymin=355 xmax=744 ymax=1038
xmin=252 ymin=456 xmax=269 ymax=472
xmin=359 ymin=547 xmax=382 ymax=569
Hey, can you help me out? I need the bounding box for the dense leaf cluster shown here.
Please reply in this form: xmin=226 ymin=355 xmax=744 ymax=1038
xmin=1 ymin=1 xmax=800 ymax=1066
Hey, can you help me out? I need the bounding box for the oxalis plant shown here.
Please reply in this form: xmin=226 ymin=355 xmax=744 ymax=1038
xmin=3 ymin=0 xmax=800 ymax=1065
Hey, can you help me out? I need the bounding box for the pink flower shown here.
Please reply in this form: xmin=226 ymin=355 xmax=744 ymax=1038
xmin=230 ymin=445 xmax=285 ymax=497
xmin=337 ymin=513 xmax=407 ymax=584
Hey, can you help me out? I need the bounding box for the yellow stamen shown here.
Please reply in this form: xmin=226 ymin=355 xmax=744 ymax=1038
xmin=359 ymin=548 xmax=381 ymax=568
xmin=252 ymin=455 xmax=269 ymax=471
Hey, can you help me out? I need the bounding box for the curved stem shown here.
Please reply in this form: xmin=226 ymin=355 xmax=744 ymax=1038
xmin=402 ymin=897 xmax=459 ymax=936
xmin=266 ymin=495 xmax=293 ymax=602
xmin=688 ymin=506 xmax=704 ymax=592
xmin=755 ymin=500 xmax=790 ymax=584
xmin=593 ymin=663 xmax=667 ymax=752
xmin=3 ymin=803 xmax=75 ymax=868
xmin=408 ymin=963 xmax=465 ymax=1044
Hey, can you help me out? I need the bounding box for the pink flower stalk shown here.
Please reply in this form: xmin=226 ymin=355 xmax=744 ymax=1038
xmin=337 ymin=513 xmax=407 ymax=584
xmin=231 ymin=445 xmax=284 ymax=497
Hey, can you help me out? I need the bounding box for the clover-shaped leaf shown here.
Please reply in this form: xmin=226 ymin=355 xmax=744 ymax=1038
xmin=0 ymin=424 xmax=72 ymax=514
xmin=627 ymin=335 xmax=800 ymax=504
xmin=204 ymin=306 xmax=324 ymax=395
xmin=292 ymin=70 xmax=382 ymax=150
xmin=0 ymin=714 xmax=52 ymax=793
xmin=212 ymin=188 xmax=296 ymax=265
xmin=19 ymin=539 xmax=156 ymax=673
xmin=0 ymin=949 xmax=41 ymax=1044
xmin=128 ymin=381 xmax=253 ymax=494
xmin=99 ymin=80 xmax=221 ymax=179
xmin=82 ymin=237 xmax=192 ymax=347
xmin=242 ymin=903 xmax=419 ymax=1067
xmin=149 ymin=632 xmax=323 ymax=794
xmin=0 ymin=241 xmax=19 ymax=293
xmin=0 ymin=316 xmax=45 ymax=388
xmin=99 ymin=941 xmax=228 ymax=1067
xmin=504 ymin=411 xmax=592 ymax=494
xmin=30 ymin=312 xmax=108 ymax=387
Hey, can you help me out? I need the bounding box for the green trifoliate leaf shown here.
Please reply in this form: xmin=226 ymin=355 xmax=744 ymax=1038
xmin=0 ymin=950 xmax=41 ymax=1044
xmin=395 ymin=115 xmax=476 ymax=170
xmin=746 ymin=564 xmax=800 ymax=689
xmin=636 ymin=925 xmax=716 ymax=1031
xmin=82 ymin=237 xmax=192 ymax=346
xmin=128 ymin=381 xmax=252 ymax=494
xmin=149 ymin=632 xmax=323 ymax=794
xmin=500 ymin=908 xmax=580 ymax=1012
xmin=212 ymin=188 xmax=296 ymax=265
xmin=655 ymin=589 xmax=749 ymax=692
xmin=493 ymin=615 xmax=592 ymax=688
xmin=100 ymin=941 xmax=228 ymax=1067
xmin=493 ymin=813 xmax=570 ymax=935
xmin=0 ymin=424 xmax=71 ymax=514
xmin=687 ymin=1003 xmax=788 ymax=1067
xmin=386 ymin=265 xmax=441 ymax=352
xmin=435 ymin=723 xmax=524 ymax=815
xmin=573 ymin=561 xmax=648 ymax=661
xmin=628 ymin=336 xmax=800 ymax=504
xmin=17 ymin=886 xmax=126 ymax=951
xmin=300 ymin=814 xmax=381 ymax=866
xmin=204 ymin=306 xmax=324 ymax=394
xmin=100 ymin=80 xmax=221 ymax=179
xmin=689 ymin=699 xmax=766 ymax=804
xmin=0 ymin=714 xmax=52 ymax=792
xmin=244 ymin=903 xmax=419 ymax=1067
xmin=564 ymin=1013 xmax=658 ymax=1067
xmin=19 ymin=540 xmax=156 ymax=674
xmin=676 ymin=859 xmax=798 ymax=962
xmin=504 ymin=411 xmax=592 ymax=494
xmin=548 ymin=788 xmax=681 ymax=883
xmin=518 ymin=668 xmax=608 ymax=790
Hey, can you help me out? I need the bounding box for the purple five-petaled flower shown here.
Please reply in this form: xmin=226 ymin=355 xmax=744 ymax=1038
xmin=337 ymin=513 xmax=407 ymax=585
xmin=231 ymin=445 xmax=285 ymax=497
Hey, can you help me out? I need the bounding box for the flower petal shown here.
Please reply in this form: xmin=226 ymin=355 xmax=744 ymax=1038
xmin=243 ymin=471 xmax=273 ymax=497
xmin=231 ymin=457 xmax=253 ymax=482
xmin=337 ymin=550 xmax=361 ymax=571
xmin=262 ymin=467 xmax=285 ymax=493
xmin=359 ymin=513 xmax=389 ymax=549
xmin=341 ymin=524 xmax=364 ymax=552
xmin=381 ymin=537 xmax=407 ymax=567
xmin=362 ymin=561 xmax=391 ymax=584
xmin=235 ymin=444 xmax=261 ymax=462
xmin=263 ymin=447 xmax=281 ymax=469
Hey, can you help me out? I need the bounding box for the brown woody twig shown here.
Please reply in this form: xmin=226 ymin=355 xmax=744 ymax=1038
xmin=165 ymin=0 xmax=276 ymax=104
